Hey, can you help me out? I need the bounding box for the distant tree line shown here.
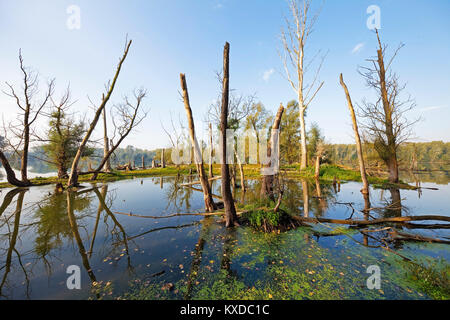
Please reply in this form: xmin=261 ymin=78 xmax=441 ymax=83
xmin=330 ymin=141 xmax=450 ymax=167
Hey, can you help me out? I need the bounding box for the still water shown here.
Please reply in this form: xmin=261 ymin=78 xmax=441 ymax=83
xmin=0 ymin=170 xmax=449 ymax=300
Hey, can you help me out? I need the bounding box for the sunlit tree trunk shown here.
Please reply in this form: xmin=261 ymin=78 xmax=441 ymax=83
xmin=180 ymin=73 xmax=216 ymax=213
xmin=339 ymin=74 xmax=369 ymax=194
xmin=219 ymin=42 xmax=238 ymax=227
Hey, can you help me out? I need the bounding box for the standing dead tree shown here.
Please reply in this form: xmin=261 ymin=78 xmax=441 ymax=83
xmin=67 ymin=39 xmax=132 ymax=187
xmin=90 ymin=88 xmax=148 ymax=180
xmin=313 ymin=141 xmax=325 ymax=180
xmin=1 ymin=50 xmax=54 ymax=186
xmin=220 ymin=42 xmax=239 ymax=227
xmin=358 ymin=30 xmax=417 ymax=183
xmin=261 ymin=104 xmax=284 ymax=201
xmin=280 ymin=0 xmax=325 ymax=170
xmin=208 ymin=122 xmax=214 ymax=178
xmin=339 ymin=74 xmax=369 ymax=194
xmin=102 ymin=107 xmax=112 ymax=172
xmin=180 ymin=73 xmax=217 ymax=213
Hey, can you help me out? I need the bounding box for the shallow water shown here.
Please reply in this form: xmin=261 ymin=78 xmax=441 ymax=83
xmin=0 ymin=171 xmax=448 ymax=300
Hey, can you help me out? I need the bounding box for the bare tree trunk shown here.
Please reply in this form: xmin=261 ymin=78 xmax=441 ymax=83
xmin=261 ymin=104 xmax=284 ymax=201
xmin=280 ymin=0 xmax=324 ymax=170
xmin=152 ymin=159 xmax=155 ymax=168
xmin=314 ymin=155 xmax=321 ymax=180
xmin=219 ymin=42 xmax=238 ymax=227
xmin=0 ymin=150 xmax=30 ymax=187
xmin=302 ymin=180 xmax=309 ymax=217
xmin=21 ymin=109 xmax=30 ymax=183
xmin=142 ymin=155 xmax=145 ymax=169
xmin=339 ymin=74 xmax=369 ymax=194
xmin=68 ymin=40 xmax=132 ymax=187
xmin=299 ymin=107 xmax=308 ymax=170
xmin=91 ymin=89 xmax=146 ymax=181
xmin=161 ymin=148 xmax=166 ymax=168
xmin=180 ymin=73 xmax=216 ymax=212
xmin=376 ymin=31 xmax=399 ymax=183
xmin=208 ymin=122 xmax=214 ymax=179
xmin=235 ymin=151 xmax=246 ymax=193
xmin=102 ymin=107 xmax=112 ymax=172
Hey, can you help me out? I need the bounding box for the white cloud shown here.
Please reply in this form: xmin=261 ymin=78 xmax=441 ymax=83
xmin=351 ymin=42 xmax=365 ymax=54
xmin=263 ymin=68 xmax=275 ymax=82
xmin=420 ymin=105 xmax=447 ymax=112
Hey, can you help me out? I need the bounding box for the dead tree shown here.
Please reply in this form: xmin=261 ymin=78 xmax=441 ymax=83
xmin=220 ymin=42 xmax=239 ymax=227
xmin=90 ymin=88 xmax=147 ymax=180
xmin=161 ymin=148 xmax=166 ymax=168
xmin=358 ymin=30 xmax=417 ymax=183
xmin=2 ymin=50 xmax=54 ymax=186
xmin=102 ymin=107 xmax=112 ymax=172
xmin=280 ymin=0 xmax=325 ymax=170
xmin=180 ymin=73 xmax=217 ymax=212
xmin=68 ymin=39 xmax=132 ymax=187
xmin=235 ymin=150 xmax=246 ymax=193
xmin=0 ymin=145 xmax=30 ymax=187
xmin=141 ymin=154 xmax=146 ymax=169
xmin=208 ymin=122 xmax=214 ymax=179
xmin=339 ymin=74 xmax=369 ymax=194
xmin=314 ymin=141 xmax=325 ymax=180
xmin=261 ymin=104 xmax=284 ymax=201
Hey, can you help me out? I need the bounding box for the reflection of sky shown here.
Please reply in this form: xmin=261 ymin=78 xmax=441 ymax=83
xmin=0 ymin=175 xmax=448 ymax=299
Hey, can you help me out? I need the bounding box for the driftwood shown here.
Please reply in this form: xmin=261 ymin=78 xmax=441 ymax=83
xmin=389 ymin=229 xmax=450 ymax=244
xmin=291 ymin=215 xmax=450 ymax=226
xmin=179 ymin=176 xmax=221 ymax=187
xmin=113 ymin=210 xmax=227 ymax=219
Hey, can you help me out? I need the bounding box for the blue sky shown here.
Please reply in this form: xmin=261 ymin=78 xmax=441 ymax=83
xmin=0 ymin=0 xmax=449 ymax=150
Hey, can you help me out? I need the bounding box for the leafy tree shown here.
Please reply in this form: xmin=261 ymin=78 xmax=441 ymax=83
xmin=280 ymin=100 xmax=301 ymax=164
xmin=307 ymin=123 xmax=325 ymax=165
xmin=41 ymin=92 xmax=92 ymax=178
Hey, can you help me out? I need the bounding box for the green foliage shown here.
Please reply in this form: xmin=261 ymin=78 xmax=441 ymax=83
xmin=41 ymin=107 xmax=91 ymax=176
xmin=280 ymin=100 xmax=301 ymax=164
xmin=402 ymin=258 xmax=450 ymax=300
xmin=306 ymin=122 xmax=324 ymax=161
xmin=330 ymin=141 xmax=450 ymax=166
xmin=244 ymin=209 xmax=280 ymax=229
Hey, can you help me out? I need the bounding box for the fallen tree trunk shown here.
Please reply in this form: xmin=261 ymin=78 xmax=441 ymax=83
xmin=291 ymin=215 xmax=450 ymax=226
xmin=389 ymin=229 xmax=450 ymax=244
xmin=179 ymin=176 xmax=221 ymax=187
xmin=0 ymin=150 xmax=31 ymax=187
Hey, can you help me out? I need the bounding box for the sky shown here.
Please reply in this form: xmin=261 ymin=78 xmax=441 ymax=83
xmin=0 ymin=0 xmax=449 ymax=150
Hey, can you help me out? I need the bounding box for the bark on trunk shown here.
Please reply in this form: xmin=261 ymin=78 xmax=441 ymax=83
xmin=180 ymin=73 xmax=216 ymax=212
xmin=236 ymin=151 xmax=246 ymax=193
xmin=261 ymin=104 xmax=284 ymax=201
xmin=299 ymin=107 xmax=308 ymax=170
xmin=339 ymin=73 xmax=370 ymax=194
xmin=0 ymin=150 xmax=31 ymax=187
xmin=161 ymin=149 xmax=166 ymax=168
xmin=68 ymin=40 xmax=132 ymax=187
xmin=208 ymin=122 xmax=214 ymax=179
xmin=376 ymin=31 xmax=399 ymax=184
xmin=142 ymin=155 xmax=145 ymax=169
xmin=314 ymin=155 xmax=321 ymax=180
xmin=219 ymin=42 xmax=238 ymax=227
xmin=102 ymin=107 xmax=112 ymax=172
